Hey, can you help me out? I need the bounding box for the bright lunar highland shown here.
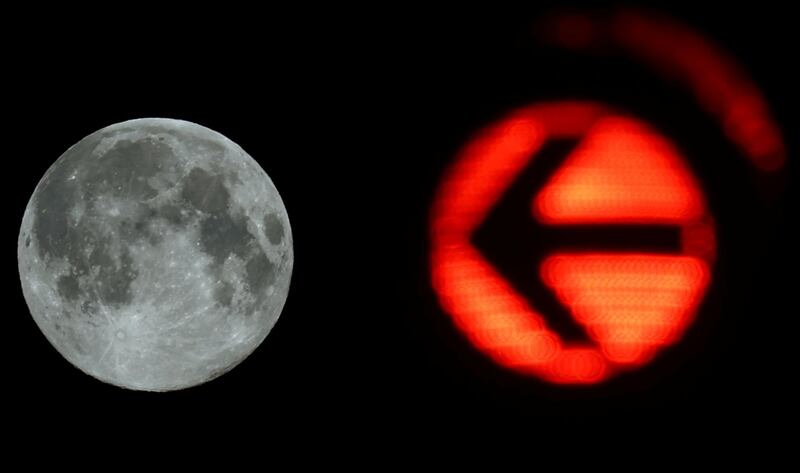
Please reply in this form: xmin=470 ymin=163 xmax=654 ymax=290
xmin=18 ymin=118 xmax=293 ymax=391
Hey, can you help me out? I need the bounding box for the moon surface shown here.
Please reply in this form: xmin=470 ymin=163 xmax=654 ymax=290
xmin=18 ymin=118 xmax=293 ymax=391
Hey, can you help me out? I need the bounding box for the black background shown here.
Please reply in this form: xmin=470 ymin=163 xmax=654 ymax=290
xmin=4 ymin=2 xmax=795 ymax=446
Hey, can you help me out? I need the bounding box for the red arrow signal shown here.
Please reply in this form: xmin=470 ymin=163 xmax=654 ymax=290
xmin=430 ymin=101 xmax=716 ymax=384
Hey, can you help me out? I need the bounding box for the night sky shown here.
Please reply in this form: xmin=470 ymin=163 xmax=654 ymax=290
xmin=5 ymin=3 xmax=795 ymax=448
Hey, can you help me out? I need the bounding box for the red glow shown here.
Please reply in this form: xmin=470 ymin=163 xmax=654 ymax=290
xmin=554 ymin=14 xmax=596 ymax=50
xmin=534 ymin=116 xmax=705 ymax=224
xmin=540 ymin=10 xmax=786 ymax=173
xmin=430 ymin=102 xmax=716 ymax=384
xmin=681 ymin=219 xmax=717 ymax=260
xmin=541 ymin=254 xmax=710 ymax=365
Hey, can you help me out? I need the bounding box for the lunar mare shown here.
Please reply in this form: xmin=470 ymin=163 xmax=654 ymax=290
xmin=18 ymin=118 xmax=293 ymax=391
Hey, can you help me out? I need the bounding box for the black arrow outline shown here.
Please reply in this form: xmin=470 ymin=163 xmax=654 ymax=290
xmin=472 ymin=138 xmax=683 ymax=343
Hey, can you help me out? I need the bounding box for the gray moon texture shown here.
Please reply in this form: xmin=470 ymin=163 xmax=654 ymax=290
xmin=18 ymin=118 xmax=293 ymax=391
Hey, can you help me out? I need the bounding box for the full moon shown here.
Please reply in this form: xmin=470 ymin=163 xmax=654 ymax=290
xmin=18 ymin=118 xmax=293 ymax=391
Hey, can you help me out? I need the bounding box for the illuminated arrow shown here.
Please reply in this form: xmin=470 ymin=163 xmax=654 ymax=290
xmin=430 ymin=101 xmax=716 ymax=384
